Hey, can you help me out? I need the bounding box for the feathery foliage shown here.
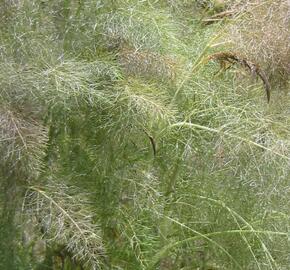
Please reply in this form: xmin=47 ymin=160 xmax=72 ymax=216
xmin=0 ymin=0 xmax=290 ymax=269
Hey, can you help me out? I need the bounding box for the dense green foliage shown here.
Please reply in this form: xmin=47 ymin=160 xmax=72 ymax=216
xmin=1 ymin=1 xmax=290 ymax=269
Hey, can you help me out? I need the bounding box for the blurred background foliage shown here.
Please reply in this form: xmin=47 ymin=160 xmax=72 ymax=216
xmin=0 ymin=0 xmax=290 ymax=269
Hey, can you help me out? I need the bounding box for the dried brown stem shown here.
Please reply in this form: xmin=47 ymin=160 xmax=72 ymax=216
xmin=207 ymin=51 xmax=271 ymax=102
xmin=143 ymin=129 xmax=157 ymax=156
